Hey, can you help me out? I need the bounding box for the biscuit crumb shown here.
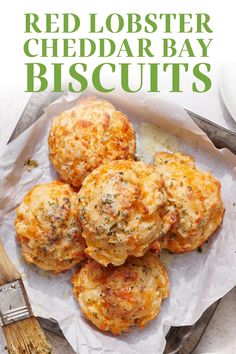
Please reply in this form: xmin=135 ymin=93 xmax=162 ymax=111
xmin=24 ymin=158 xmax=39 ymax=171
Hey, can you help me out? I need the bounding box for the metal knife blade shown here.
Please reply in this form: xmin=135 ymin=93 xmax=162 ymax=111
xmin=186 ymin=109 xmax=236 ymax=154
xmin=164 ymin=300 xmax=221 ymax=354
xmin=7 ymin=92 xmax=62 ymax=144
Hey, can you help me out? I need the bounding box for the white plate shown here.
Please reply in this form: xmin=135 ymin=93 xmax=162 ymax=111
xmin=219 ymin=62 xmax=236 ymax=122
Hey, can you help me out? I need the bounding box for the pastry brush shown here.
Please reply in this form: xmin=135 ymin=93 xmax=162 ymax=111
xmin=0 ymin=239 xmax=52 ymax=354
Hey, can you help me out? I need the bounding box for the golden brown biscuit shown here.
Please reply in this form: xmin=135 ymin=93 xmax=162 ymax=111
xmin=77 ymin=160 xmax=176 ymax=266
xmin=72 ymin=252 xmax=169 ymax=335
xmin=48 ymin=96 xmax=136 ymax=187
xmin=15 ymin=181 xmax=86 ymax=273
xmin=154 ymin=152 xmax=224 ymax=253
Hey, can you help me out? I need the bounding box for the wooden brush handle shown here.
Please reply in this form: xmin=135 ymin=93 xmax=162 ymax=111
xmin=0 ymin=239 xmax=21 ymax=286
xmin=0 ymin=241 xmax=53 ymax=353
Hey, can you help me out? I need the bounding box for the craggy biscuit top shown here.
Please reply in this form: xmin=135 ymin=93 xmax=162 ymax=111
xmin=72 ymin=252 xmax=169 ymax=335
xmin=48 ymin=96 xmax=136 ymax=187
xmin=15 ymin=181 xmax=86 ymax=273
xmin=154 ymin=152 xmax=224 ymax=253
xmin=77 ymin=160 xmax=176 ymax=266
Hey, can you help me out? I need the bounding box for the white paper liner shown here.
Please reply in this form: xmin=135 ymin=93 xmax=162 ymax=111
xmin=0 ymin=92 xmax=236 ymax=354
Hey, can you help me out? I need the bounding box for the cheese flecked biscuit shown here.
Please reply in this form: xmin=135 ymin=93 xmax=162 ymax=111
xmin=72 ymin=252 xmax=169 ymax=335
xmin=154 ymin=152 xmax=224 ymax=253
xmin=15 ymin=181 xmax=86 ymax=273
xmin=78 ymin=160 xmax=176 ymax=266
xmin=48 ymin=96 xmax=136 ymax=187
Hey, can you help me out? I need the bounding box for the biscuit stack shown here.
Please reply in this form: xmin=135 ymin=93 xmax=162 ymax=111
xmin=15 ymin=96 xmax=224 ymax=335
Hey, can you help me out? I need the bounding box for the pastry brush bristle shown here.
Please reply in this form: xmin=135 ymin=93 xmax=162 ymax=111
xmin=3 ymin=317 xmax=52 ymax=354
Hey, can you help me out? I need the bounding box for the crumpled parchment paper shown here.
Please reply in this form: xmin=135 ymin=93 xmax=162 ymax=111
xmin=0 ymin=92 xmax=236 ymax=354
